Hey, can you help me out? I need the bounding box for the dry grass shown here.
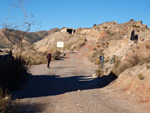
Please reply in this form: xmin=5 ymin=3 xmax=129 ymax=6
xmin=111 ymin=53 xmax=150 ymax=77
xmin=88 ymin=49 xmax=104 ymax=62
xmin=111 ymin=57 xmax=130 ymax=77
xmin=95 ymin=68 xmax=104 ymax=77
xmin=112 ymin=55 xmax=139 ymax=77
xmin=22 ymin=49 xmax=63 ymax=65
xmin=0 ymin=51 xmax=30 ymax=113
xmin=126 ymin=54 xmax=139 ymax=66
xmin=113 ymin=57 xmax=121 ymax=68
xmin=95 ymin=58 xmax=100 ymax=65
xmin=0 ymin=88 xmax=15 ymax=113
xmin=22 ymin=51 xmax=47 ymax=65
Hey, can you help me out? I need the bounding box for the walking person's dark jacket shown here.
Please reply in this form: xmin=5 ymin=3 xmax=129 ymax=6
xmin=100 ymin=55 xmax=104 ymax=68
xmin=46 ymin=53 xmax=51 ymax=68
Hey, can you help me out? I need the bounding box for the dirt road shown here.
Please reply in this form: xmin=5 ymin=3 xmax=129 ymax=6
xmin=13 ymin=40 xmax=150 ymax=113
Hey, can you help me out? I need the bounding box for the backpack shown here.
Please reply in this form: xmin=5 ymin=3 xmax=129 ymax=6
xmin=46 ymin=54 xmax=51 ymax=60
xmin=100 ymin=56 xmax=104 ymax=61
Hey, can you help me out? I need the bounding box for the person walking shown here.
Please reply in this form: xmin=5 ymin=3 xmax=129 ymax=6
xmin=99 ymin=54 xmax=104 ymax=68
xmin=46 ymin=52 xmax=51 ymax=68
xmin=110 ymin=55 xmax=115 ymax=64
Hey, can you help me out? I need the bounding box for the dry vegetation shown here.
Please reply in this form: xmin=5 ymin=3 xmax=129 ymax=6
xmin=0 ymin=88 xmax=13 ymax=113
xmin=0 ymin=53 xmax=29 ymax=112
xmin=64 ymin=37 xmax=86 ymax=51
xmin=21 ymin=48 xmax=63 ymax=65
xmin=22 ymin=51 xmax=47 ymax=65
xmin=111 ymin=51 xmax=150 ymax=77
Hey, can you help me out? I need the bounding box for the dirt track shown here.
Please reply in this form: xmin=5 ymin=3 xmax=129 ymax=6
xmin=13 ymin=40 xmax=150 ymax=113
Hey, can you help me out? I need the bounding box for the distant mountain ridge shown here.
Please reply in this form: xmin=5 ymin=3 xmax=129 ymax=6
xmin=0 ymin=28 xmax=60 ymax=48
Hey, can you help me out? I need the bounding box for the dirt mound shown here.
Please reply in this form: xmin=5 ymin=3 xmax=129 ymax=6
xmin=112 ymin=64 xmax=150 ymax=102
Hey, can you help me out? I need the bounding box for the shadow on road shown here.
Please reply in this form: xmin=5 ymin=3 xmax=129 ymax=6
xmin=13 ymin=102 xmax=47 ymax=113
xmin=13 ymin=72 xmax=117 ymax=99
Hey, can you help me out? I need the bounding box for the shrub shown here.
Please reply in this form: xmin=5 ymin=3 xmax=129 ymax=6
xmin=0 ymin=88 xmax=12 ymax=113
xmin=21 ymin=51 xmax=48 ymax=65
xmin=112 ymin=54 xmax=140 ymax=77
xmin=52 ymin=50 xmax=61 ymax=60
xmin=103 ymin=26 xmax=107 ymax=29
xmin=0 ymin=51 xmax=30 ymax=112
xmin=93 ymin=24 xmax=96 ymax=27
xmin=97 ymin=45 xmax=100 ymax=48
xmin=95 ymin=68 xmax=104 ymax=77
xmin=130 ymin=19 xmax=134 ymax=21
xmin=111 ymin=57 xmax=125 ymax=76
xmin=138 ymin=73 xmax=144 ymax=80
xmin=93 ymin=48 xmax=97 ymax=51
xmin=95 ymin=58 xmax=100 ymax=65
xmin=0 ymin=57 xmax=29 ymax=90
xmin=113 ymin=57 xmax=121 ymax=68
xmin=8 ymin=58 xmax=29 ymax=90
xmin=126 ymin=54 xmax=139 ymax=66
xmin=88 ymin=49 xmax=104 ymax=63
xmin=146 ymin=44 xmax=150 ymax=49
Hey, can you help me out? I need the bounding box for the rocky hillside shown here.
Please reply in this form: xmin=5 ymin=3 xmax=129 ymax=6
xmin=33 ymin=20 xmax=150 ymax=61
xmin=33 ymin=32 xmax=87 ymax=52
xmin=0 ymin=28 xmax=60 ymax=48
xmin=1 ymin=20 xmax=147 ymax=102
xmin=32 ymin=20 xmax=150 ymax=102
xmin=82 ymin=20 xmax=150 ymax=102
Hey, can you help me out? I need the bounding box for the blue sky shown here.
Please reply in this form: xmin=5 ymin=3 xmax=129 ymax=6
xmin=0 ymin=0 xmax=150 ymax=32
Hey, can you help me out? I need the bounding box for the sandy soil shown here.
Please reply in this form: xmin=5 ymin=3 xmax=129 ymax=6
xmin=13 ymin=39 xmax=150 ymax=113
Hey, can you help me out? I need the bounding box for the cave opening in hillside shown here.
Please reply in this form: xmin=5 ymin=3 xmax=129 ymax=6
xmin=67 ymin=29 xmax=73 ymax=34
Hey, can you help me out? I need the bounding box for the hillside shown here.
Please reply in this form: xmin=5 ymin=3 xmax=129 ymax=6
xmin=0 ymin=28 xmax=60 ymax=48
xmin=1 ymin=20 xmax=150 ymax=112
xmin=1 ymin=20 xmax=150 ymax=104
xmin=30 ymin=20 xmax=150 ymax=102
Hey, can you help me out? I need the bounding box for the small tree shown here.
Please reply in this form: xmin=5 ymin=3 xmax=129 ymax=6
xmin=130 ymin=19 xmax=134 ymax=21
xmin=0 ymin=0 xmax=33 ymax=59
xmin=93 ymin=24 xmax=96 ymax=27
